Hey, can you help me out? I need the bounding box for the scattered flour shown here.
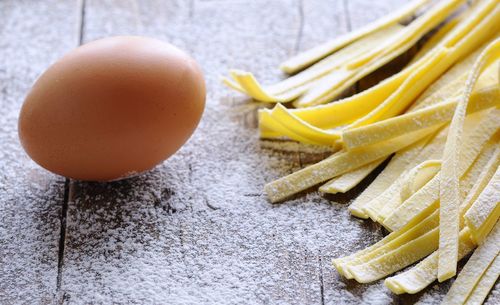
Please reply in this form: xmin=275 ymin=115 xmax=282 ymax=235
xmin=1 ymin=0 xmax=497 ymax=305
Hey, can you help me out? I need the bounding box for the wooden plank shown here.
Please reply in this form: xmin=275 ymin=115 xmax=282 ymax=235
xmin=0 ymin=1 xmax=81 ymax=303
xmin=320 ymin=1 xmax=421 ymax=304
xmin=295 ymin=0 xmax=347 ymax=53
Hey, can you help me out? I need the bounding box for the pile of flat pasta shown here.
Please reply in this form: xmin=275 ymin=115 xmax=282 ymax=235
xmin=224 ymin=0 xmax=500 ymax=302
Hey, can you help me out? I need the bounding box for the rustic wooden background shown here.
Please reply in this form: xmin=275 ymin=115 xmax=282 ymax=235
xmin=1 ymin=0 xmax=498 ymax=304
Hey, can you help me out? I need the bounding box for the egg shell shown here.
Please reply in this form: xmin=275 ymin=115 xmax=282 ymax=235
xmin=18 ymin=36 xmax=205 ymax=181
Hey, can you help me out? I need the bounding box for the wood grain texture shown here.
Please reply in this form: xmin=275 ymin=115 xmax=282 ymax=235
xmin=0 ymin=1 xmax=81 ymax=304
xmin=1 ymin=0 xmax=498 ymax=304
xmin=317 ymin=3 xmax=408 ymax=305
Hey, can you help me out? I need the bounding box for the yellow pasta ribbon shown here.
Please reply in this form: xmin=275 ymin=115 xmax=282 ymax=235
xmin=438 ymin=37 xmax=500 ymax=282
xmin=319 ymin=158 xmax=385 ymax=194
xmin=383 ymin=145 xmax=500 ymax=294
xmin=279 ymin=0 xmax=433 ymax=74
xmin=342 ymin=85 xmax=499 ymax=149
xmin=347 ymin=0 xmax=499 ymax=128
xmin=265 ymin=126 xmax=438 ymax=203
xmin=383 ymin=108 xmax=500 ymax=232
xmin=225 ymin=25 xmax=405 ymax=103
xmin=384 ymin=229 xmax=476 ymax=294
xmin=441 ymin=222 xmax=500 ymax=304
xmin=464 ymin=166 xmax=500 ymax=244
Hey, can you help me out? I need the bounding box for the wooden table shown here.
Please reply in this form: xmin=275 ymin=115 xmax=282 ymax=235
xmin=1 ymin=0 xmax=498 ymax=304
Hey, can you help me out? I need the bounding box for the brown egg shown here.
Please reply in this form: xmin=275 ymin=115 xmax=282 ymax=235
xmin=18 ymin=36 xmax=205 ymax=181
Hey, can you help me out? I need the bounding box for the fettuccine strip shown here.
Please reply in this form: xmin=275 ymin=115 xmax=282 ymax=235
xmin=438 ymin=37 xmax=500 ymax=282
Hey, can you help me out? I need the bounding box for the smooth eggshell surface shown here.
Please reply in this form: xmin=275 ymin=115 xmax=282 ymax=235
xmin=18 ymin=36 xmax=205 ymax=181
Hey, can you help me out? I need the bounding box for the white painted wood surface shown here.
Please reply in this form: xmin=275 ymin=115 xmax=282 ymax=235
xmin=0 ymin=0 xmax=498 ymax=304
